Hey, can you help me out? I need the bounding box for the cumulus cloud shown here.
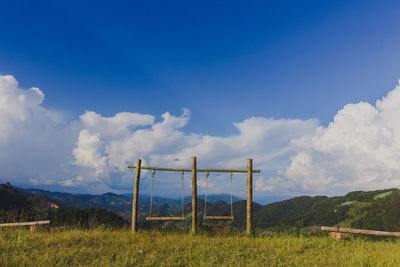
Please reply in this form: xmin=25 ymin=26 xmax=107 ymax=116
xmin=0 ymin=75 xmax=75 ymax=182
xmin=70 ymin=111 xmax=318 ymax=195
xmin=255 ymin=177 xmax=277 ymax=192
xmin=3 ymin=73 xmax=400 ymax=197
xmin=73 ymin=130 xmax=107 ymax=177
xmin=80 ymin=111 xmax=154 ymax=138
xmin=255 ymin=80 xmax=400 ymax=196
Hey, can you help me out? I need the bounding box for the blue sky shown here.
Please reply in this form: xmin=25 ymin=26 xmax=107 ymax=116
xmin=1 ymin=1 xmax=400 ymax=200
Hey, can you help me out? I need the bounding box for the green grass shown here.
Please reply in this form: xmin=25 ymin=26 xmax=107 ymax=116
xmin=2 ymin=228 xmax=400 ymax=266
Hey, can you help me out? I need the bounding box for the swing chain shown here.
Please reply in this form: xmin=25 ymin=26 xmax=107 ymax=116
xmin=181 ymin=170 xmax=184 ymax=218
xmin=230 ymin=172 xmax=233 ymax=217
xmin=203 ymin=171 xmax=209 ymax=219
xmin=149 ymin=169 xmax=156 ymax=217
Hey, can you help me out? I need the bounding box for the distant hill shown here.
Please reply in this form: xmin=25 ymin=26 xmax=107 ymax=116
xmin=22 ymin=187 xmax=242 ymax=221
xmin=0 ymin=183 xmax=59 ymax=221
xmin=194 ymin=188 xmax=400 ymax=232
xmin=21 ymin=188 xmax=99 ymax=209
xmin=190 ymin=194 xmax=242 ymax=204
xmin=1 ymin=183 xmax=127 ymax=228
xmin=173 ymin=188 xmax=400 ymax=231
xmin=12 ymin=184 xmax=400 ymax=232
xmin=123 ymin=193 xmax=242 ymax=204
xmin=253 ymin=189 xmax=400 ymax=231
xmin=21 ymin=188 xmax=174 ymax=220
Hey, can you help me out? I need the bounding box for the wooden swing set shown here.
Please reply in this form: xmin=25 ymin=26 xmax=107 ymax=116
xmin=128 ymin=157 xmax=260 ymax=235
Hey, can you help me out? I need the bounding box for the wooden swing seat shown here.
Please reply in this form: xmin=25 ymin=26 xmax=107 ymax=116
xmin=145 ymin=216 xmax=186 ymax=221
xmin=203 ymin=216 xmax=234 ymax=221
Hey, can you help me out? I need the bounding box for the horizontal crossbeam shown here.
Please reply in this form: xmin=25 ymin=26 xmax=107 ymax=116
xmin=203 ymin=216 xmax=234 ymax=221
xmin=0 ymin=220 xmax=50 ymax=227
xmin=128 ymin=166 xmax=260 ymax=173
xmin=145 ymin=217 xmax=186 ymax=221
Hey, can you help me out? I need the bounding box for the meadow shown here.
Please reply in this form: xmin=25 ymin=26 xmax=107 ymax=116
xmin=2 ymin=228 xmax=400 ymax=266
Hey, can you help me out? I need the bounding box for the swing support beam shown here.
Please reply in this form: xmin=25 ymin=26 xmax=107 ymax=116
xmin=127 ymin=166 xmax=260 ymax=174
xmin=129 ymin=158 xmax=259 ymax=235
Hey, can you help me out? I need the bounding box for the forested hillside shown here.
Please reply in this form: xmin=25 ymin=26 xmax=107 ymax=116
xmin=0 ymin=183 xmax=127 ymax=228
xmin=4 ymin=183 xmax=400 ymax=232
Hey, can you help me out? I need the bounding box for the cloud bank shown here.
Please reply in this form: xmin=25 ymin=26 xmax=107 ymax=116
xmin=281 ymin=80 xmax=400 ymax=195
xmin=2 ymin=74 xmax=400 ymax=197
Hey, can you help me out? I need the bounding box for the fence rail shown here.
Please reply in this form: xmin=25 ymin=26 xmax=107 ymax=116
xmin=321 ymin=226 xmax=400 ymax=237
xmin=0 ymin=220 xmax=50 ymax=227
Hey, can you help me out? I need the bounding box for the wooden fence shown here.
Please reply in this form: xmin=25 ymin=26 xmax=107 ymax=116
xmin=0 ymin=220 xmax=50 ymax=233
xmin=321 ymin=226 xmax=400 ymax=240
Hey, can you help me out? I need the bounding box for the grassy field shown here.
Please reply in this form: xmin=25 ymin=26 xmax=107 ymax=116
xmin=2 ymin=228 xmax=400 ymax=266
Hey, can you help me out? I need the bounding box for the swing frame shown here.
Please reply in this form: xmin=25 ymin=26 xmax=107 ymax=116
xmin=129 ymin=157 xmax=261 ymax=235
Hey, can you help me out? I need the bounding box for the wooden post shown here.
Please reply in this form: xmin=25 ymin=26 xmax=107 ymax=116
xmin=192 ymin=156 xmax=197 ymax=235
xmin=246 ymin=158 xmax=253 ymax=235
xmin=30 ymin=225 xmax=37 ymax=234
xmin=330 ymin=232 xmax=345 ymax=241
xmin=131 ymin=158 xmax=141 ymax=233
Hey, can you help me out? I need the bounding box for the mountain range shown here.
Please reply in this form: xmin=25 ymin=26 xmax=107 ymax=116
xmin=0 ymin=183 xmax=127 ymax=228
xmin=3 ymin=183 xmax=400 ymax=232
xmin=20 ymin=187 xmax=242 ymax=221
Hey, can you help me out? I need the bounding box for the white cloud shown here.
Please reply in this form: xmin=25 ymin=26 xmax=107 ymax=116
xmin=255 ymin=177 xmax=276 ymax=192
xmin=197 ymin=178 xmax=215 ymax=189
xmin=80 ymin=111 xmax=154 ymax=138
xmin=70 ymin=111 xmax=317 ymax=196
xmin=0 ymin=75 xmax=75 ymax=182
xmin=104 ymin=109 xmax=193 ymax=172
xmin=4 ymin=74 xmax=400 ymax=198
xmin=260 ymin=80 xmax=400 ymax=196
xmin=73 ymin=130 xmax=107 ymax=177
